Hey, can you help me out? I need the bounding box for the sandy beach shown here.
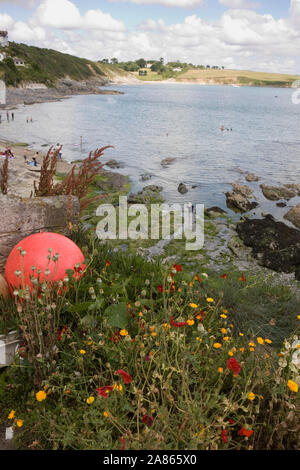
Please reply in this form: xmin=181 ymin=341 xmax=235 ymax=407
xmin=0 ymin=139 xmax=74 ymax=198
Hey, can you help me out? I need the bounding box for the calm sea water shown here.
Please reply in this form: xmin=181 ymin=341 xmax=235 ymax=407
xmin=1 ymin=84 xmax=299 ymax=217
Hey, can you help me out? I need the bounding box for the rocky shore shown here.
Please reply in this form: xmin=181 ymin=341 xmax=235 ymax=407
xmin=4 ymin=78 xmax=124 ymax=109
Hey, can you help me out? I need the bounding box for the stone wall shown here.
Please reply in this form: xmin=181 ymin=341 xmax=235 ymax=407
xmin=0 ymin=195 xmax=80 ymax=271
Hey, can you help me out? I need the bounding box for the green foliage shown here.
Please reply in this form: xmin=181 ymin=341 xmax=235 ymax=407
xmin=0 ymin=232 xmax=299 ymax=450
xmin=0 ymin=42 xmax=105 ymax=86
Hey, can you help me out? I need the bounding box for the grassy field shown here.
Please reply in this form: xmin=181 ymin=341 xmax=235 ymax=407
xmin=175 ymin=68 xmax=299 ymax=87
xmin=132 ymin=67 xmax=299 ymax=87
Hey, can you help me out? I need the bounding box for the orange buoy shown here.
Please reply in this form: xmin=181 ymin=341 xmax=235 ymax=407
xmin=5 ymin=232 xmax=85 ymax=291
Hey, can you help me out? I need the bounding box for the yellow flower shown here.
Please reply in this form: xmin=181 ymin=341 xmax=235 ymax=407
xmin=297 ymin=315 xmax=300 ymax=320
xmin=120 ymin=329 xmax=128 ymax=336
xmin=240 ymin=347 xmax=245 ymax=353
xmin=214 ymin=343 xmax=222 ymax=349
xmin=239 ymin=333 xmax=244 ymax=337
xmin=249 ymin=347 xmax=255 ymax=352
xmin=224 ymin=336 xmax=230 ymax=342
xmin=288 ymin=380 xmax=299 ymax=393
xmin=86 ymin=396 xmax=95 ymax=405
xmin=189 ymin=303 xmax=198 ymax=309
xmin=223 ymin=309 xmax=229 ymax=314
xmin=8 ymin=410 xmax=15 ymax=420
xmin=79 ymin=349 xmax=86 ymax=355
xmin=163 ymin=323 xmax=170 ymax=329
xmin=103 ymin=411 xmax=109 ymax=418
xmin=207 ymin=298 xmax=214 ymax=303
xmin=248 ymin=342 xmax=256 ymax=348
xmin=189 ymin=282 xmax=194 ymax=287
xmin=218 ymin=367 xmax=224 ymax=373
xmin=16 ymin=419 xmax=24 ymax=428
xmin=265 ymin=339 xmax=272 ymax=344
xmin=248 ymin=392 xmax=255 ymax=401
xmin=228 ymin=351 xmax=234 ymax=357
xmin=139 ymin=312 xmax=143 ymax=317
xmin=151 ymin=332 xmax=157 ymax=337
xmin=221 ymin=328 xmax=227 ymax=334
xmin=187 ymin=319 xmax=195 ymax=326
xmin=257 ymin=337 xmax=264 ymax=345
xmin=220 ymin=314 xmax=227 ymax=319
xmin=36 ymin=390 xmax=47 ymax=402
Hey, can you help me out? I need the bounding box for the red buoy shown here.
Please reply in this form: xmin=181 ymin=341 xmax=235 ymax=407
xmin=5 ymin=232 xmax=85 ymax=291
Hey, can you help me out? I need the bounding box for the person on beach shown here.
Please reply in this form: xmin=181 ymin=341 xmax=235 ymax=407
xmin=11 ymin=112 xmax=14 ymax=121
xmin=6 ymin=112 xmax=9 ymax=122
xmin=55 ymin=143 xmax=62 ymax=159
xmin=26 ymin=157 xmax=38 ymax=167
xmin=23 ymin=149 xmax=28 ymax=162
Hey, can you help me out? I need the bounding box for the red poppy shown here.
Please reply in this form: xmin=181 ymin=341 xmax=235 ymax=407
xmin=221 ymin=429 xmax=229 ymax=443
xmin=105 ymin=261 xmax=112 ymax=267
xmin=96 ymin=386 xmax=114 ymax=398
xmin=227 ymin=357 xmax=241 ymax=376
xmin=171 ymin=316 xmax=188 ymax=328
xmin=239 ymin=274 xmax=247 ymax=282
xmin=110 ymin=331 xmax=121 ymax=343
xmin=57 ymin=325 xmax=69 ymax=341
xmin=227 ymin=418 xmax=236 ymax=425
xmin=173 ymin=264 xmax=183 ymax=272
xmin=120 ymin=437 xmax=126 ymax=450
xmin=157 ymin=285 xmax=164 ymax=293
xmin=73 ymin=264 xmax=85 ymax=281
xmin=195 ymin=275 xmax=202 ymax=282
xmin=142 ymin=414 xmax=154 ymax=427
xmin=221 ymin=274 xmax=228 ymax=279
xmin=238 ymin=426 xmax=254 ymax=438
xmin=114 ymin=369 xmax=132 ymax=384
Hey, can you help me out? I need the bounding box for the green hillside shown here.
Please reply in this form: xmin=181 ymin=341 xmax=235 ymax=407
xmin=0 ymin=42 xmax=108 ymax=87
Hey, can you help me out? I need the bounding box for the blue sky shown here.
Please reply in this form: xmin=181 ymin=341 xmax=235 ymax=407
xmin=0 ymin=0 xmax=299 ymax=73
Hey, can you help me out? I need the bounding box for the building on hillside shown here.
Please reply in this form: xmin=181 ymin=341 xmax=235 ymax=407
xmin=13 ymin=57 xmax=25 ymax=67
xmin=146 ymin=62 xmax=154 ymax=69
xmin=0 ymin=51 xmax=6 ymax=61
xmin=0 ymin=31 xmax=8 ymax=47
xmin=172 ymin=67 xmax=182 ymax=72
xmin=0 ymin=80 xmax=6 ymax=106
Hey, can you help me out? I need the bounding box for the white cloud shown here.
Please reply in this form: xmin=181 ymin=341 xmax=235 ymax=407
xmin=0 ymin=0 xmax=41 ymax=7
xmin=109 ymin=0 xmax=204 ymax=7
xmin=2 ymin=0 xmax=300 ymax=75
xmin=219 ymin=0 xmax=260 ymax=9
xmin=0 ymin=13 xmax=15 ymax=30
xmin=33 ymin=0 xmax=81 ymax=29
xmin=83 ymin=10 xmax=126 ymax=32
xmin=290 ymin=0 xmax=300 ymax=24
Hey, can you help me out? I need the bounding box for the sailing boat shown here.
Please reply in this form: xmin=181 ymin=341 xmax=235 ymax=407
xmin=231 ymin=84 xmax=240 ymax=88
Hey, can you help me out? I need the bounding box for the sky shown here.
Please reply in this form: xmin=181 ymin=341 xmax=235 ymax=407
xmin=0 ymin=0 xmax=299 ymax=74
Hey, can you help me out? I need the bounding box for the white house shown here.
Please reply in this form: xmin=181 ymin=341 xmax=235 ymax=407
xmin=146 ymin=62 xmax=154 ymax=69
xmin=0 ymin=31 xmax=8 ymax=47
xmin=172 ymin=67 xmax=182 ymax=72
xmin=0 ymin=80 xmax=6 ymax=106
xmin=13 ymin=58 xmax=25 ymax=67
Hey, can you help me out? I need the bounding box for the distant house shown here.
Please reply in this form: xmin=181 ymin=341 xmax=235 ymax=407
xmin=139 ymin=70 xmax=147 ymax=76
xmin=0 ymin=51 xmax=6 ymax=62
xmin=0 ymin=31 xmax=8 ymax=47
xmin=172 ymin=67 xmax=182 ymax=72
xmin=146 ymin=62 xmax=154 ymax=69
xmin=13 ymin=57 xmax=25 ymax=67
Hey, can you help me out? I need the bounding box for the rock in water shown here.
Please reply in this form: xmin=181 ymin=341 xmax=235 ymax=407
xmin=226 ymin=182 xmax=258 ymax=213
xmin=236 ymin=214 xmax=300 ymax=279
xmin=260 ymin=184 xmax=297 ymax=201
xmin=284 ymin=204 xmax=300 ymax=230
xmin=178 ymin=183 xmax=188 ymax=194
xmin=161 ymin=157 xmax=176 ymax=167
xmin=245 ymin=173 xmax=259 ymax=182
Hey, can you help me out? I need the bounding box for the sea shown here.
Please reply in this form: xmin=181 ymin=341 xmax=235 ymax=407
xmin=1 ymin=83 xmax=299 ymax=219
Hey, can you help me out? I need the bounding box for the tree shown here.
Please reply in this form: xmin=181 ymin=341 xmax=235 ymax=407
xmin=135 ymin=58 xmax=147 ymax=69
xmin=151 ymin=62 xmax=165 ymax=73
xmin=160 ymin=57 xmax=164 ymax=65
